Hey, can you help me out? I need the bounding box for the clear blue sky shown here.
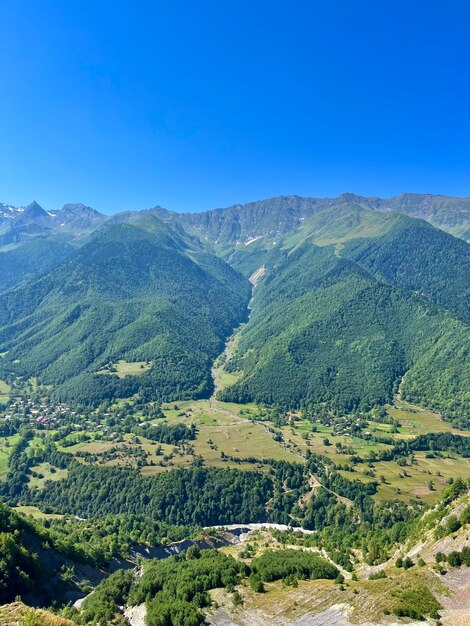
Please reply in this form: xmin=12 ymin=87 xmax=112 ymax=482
xmin=1 ymin=0 xmax=469 ymax=214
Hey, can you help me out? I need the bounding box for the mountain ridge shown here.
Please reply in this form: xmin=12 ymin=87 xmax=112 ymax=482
xmin=2 ymin=191 xmax=470 ymax=242
xmin=0 ymin=192 xmax=468 ymax=416
xmin=0 ymin=222 xmax=251 ymax=405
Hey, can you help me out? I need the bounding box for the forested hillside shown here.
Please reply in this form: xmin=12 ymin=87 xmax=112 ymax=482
xmin=340 ymin=214 xmax=470 ymax=323
xmin=0 ymin=194 xmax=468 ymax=418
xmin=219 ymin=242 xmax=470 ymax=420
xmin=0 ymin=238 xmax=74 ymax=293
xmin=0 ymin=221 xmax=251 ymax=405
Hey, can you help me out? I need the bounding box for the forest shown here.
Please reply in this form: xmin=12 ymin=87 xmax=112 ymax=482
xmin=0 ymin=223 xmax=251 ymax=406
xmin=220 ymin=243 xmax=470 ymax=421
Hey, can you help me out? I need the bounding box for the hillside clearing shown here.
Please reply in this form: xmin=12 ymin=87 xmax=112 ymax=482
xmin=97 ymin=359 xmax=152 ymax=378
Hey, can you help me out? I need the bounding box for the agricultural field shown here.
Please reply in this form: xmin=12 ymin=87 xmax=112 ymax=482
xmin=57 ymin=436 xmax=185 ymax=471
xmin=161 ymin=399 xmax=302 ymax=467
xmin=1 ymin=368 xmax=468 ymax=507
xmin=387 ymin=400 xmax=464 ymax=437
xmin=281 ymin=419 xmax=394 ymax=463
xmin=47 ymin=398 xmax=299 ymax=474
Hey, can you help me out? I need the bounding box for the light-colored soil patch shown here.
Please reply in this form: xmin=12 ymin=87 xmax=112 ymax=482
xmin=249 ymin=265 xmax=266 ymax=286
xmin=413 ymin=485 xmax=432 ymax=497
xmin=439 ymin=568 xmax=470 ymax=610
xmin=209 ymin=573 xmax=435 ymax=626
xmin=439 ymin=568 xmax=470 ymax=626
xmin=124 ymin=603 xmax=147 ymax=626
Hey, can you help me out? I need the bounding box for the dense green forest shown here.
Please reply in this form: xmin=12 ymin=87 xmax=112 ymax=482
xmin=0 ymin=498 xmax=203 ymax=606
xmin=1 ymin=433 xmax=429 ymax=553
xmin=0 ymin=501 xmax=45 ymax=603
xmin=27 ymin=464 xmax=274 ymax=525
xmin=0 ymin=238 xmax=74 ymax=293
xmin=340 ymin=214 xmax=470 ymax=323
xmin=220 ymin=243 xmax=470 ymax=421
xmin=0 ymin=200 xmax=468 ymax=421
xmin=250 ymin=548 xmax=338 ymax=582
xmin=78 ymin=545 xmax=339 ymax=626
xmin=0 ymin=222 xmax=250 ymax=405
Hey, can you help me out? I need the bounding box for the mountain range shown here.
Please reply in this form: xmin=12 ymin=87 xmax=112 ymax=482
xmin=2 ymin=191 xmax=470 ymax=245
xmin=0 ymin=193 xmax=468 ymax=421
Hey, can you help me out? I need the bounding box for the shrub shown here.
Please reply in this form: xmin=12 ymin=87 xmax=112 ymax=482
xmin=251 ymin=549 xmax=338 ymax=583
xmin=249 ymin=574 xmax=265 ymax=593
xmin=447 ymin=551 xmax=463 ymax=568
xmin=445 ymin=515 xmax=462 ymax=535
xmin=460 ymin=506 xmax=470 ymax=526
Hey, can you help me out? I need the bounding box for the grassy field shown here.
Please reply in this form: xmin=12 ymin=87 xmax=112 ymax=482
xmin=58 ymin=434 xmax=194 ymax=472
xmin=21 ymin=387 xmax=468 ymax=505
xmin=8 ymin=366 xmax=465 ymax=507
xmin=217 ymin=369 xmax=241 ymax=389
xmin=54 ymin=398 xmax=300 ymax=473
xmin=97 ymin=359 xmax=152 ymax=378
xmin=282 ymin=419 xmax=393 ymax=463
xmin=161 ymin=399 xmax=303 ymax=468
xmin=0 ymin=379 xmax=10 ymax=403
xmin=0 ymin=434 xmax=19 ymax=480
xmin=388 ymin=400 xmax=468 ymax=438
xmin=0 ymin=602 xmax=74 ymax=626
xmin=58 ymin=440 xmax=123 ymax=454
xmin=338 ymin=450 xmax=470 ymax=503
xmin=14 ymin=505 xmax=64 ymax=519
xmin=137 ymin=436 xmax=194 ymax=474
xmin=28 ymin=462 xmax=68 ymax=490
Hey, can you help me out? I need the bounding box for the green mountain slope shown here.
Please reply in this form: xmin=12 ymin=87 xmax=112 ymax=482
xmin=200 ymin=201 xmax=470 ymax=312
xmin=285 ymin=201 xmax=402 ymax=248
xmin=370 ymin=192 xmax=470 ymax=241
xmin=339 ymin=214 xmax=470 ymax=323
xmin=0 ymin=500 xmax=98 ymax=606
xmin=0 ymin=239 xmax=74 ymax=293
xmin=219 ymin=243 xmax=470 ymax=420
xmin=286 ymin=203 xmax=470 ymax=323
xmin=0 ymin=194 xmax=468 ymax=418
xmin=0 ymin=222 xmax=250 ymax=405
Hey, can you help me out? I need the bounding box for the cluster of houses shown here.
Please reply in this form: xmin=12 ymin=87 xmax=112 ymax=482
xmin=1 ymin=399 xmax=77 ymax=429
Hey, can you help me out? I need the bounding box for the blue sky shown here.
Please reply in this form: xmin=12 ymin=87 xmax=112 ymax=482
xmin=1 ymin=0 xmax=469 ymax=214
